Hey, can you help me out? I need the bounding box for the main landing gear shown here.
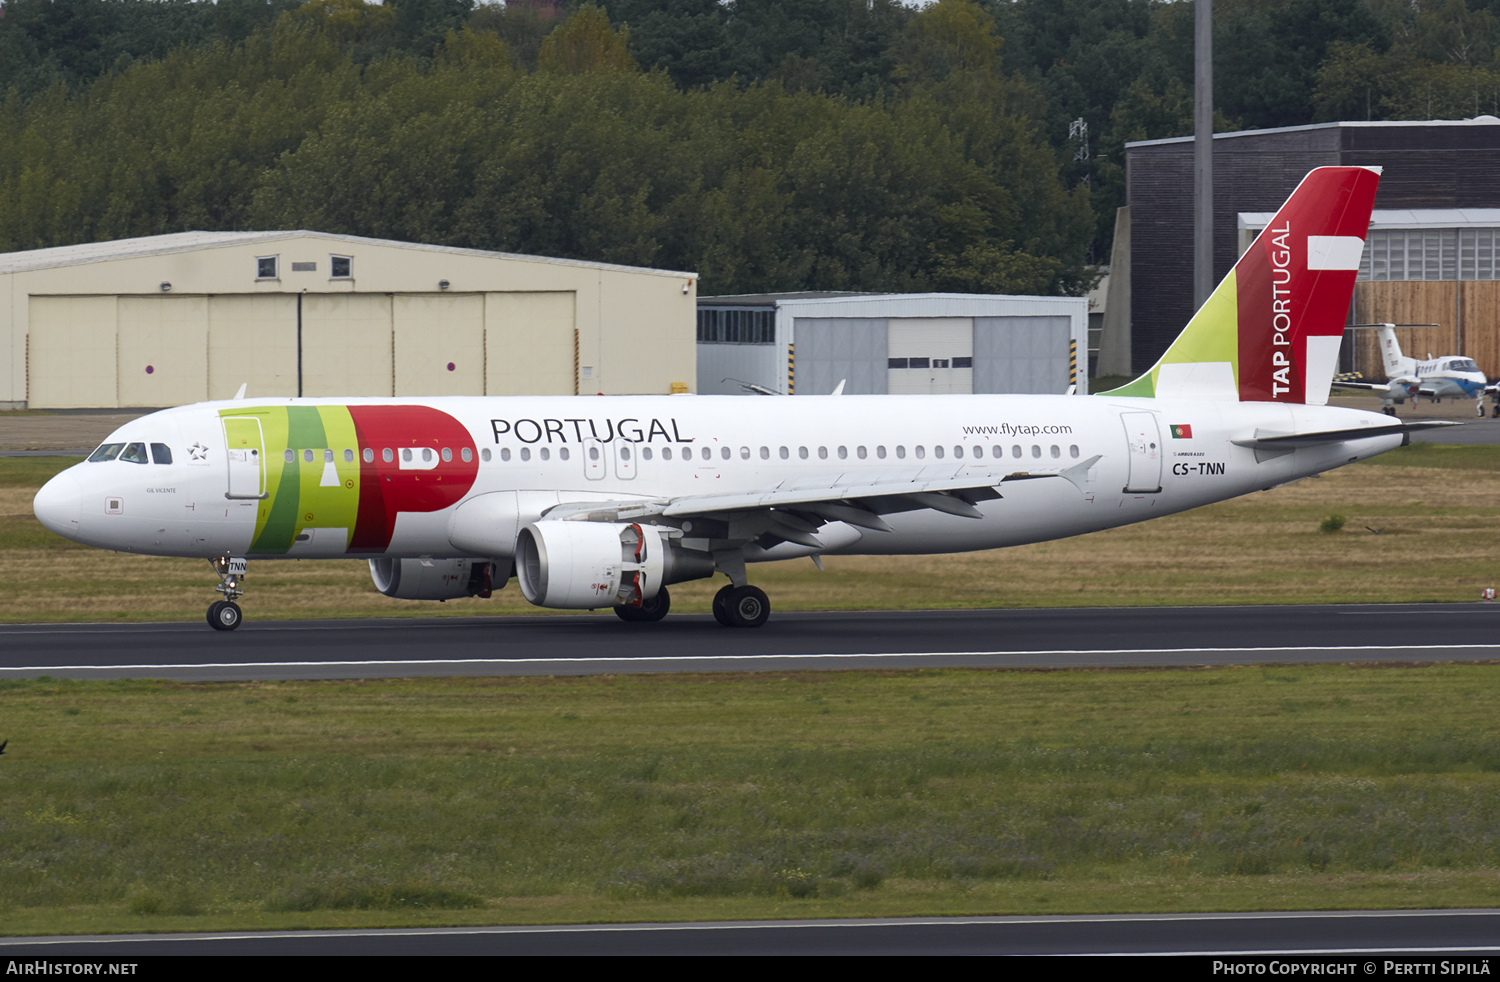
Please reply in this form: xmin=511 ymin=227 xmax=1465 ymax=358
xmin=207 ymin=556 xmax=247 ymax=631
xmin=713 ymin=583 xmax=771 ymax=628
xmin=614 ymin=587 xmax=672 ymax=623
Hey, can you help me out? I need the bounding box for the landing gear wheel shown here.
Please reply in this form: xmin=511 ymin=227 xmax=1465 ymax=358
xmin=208 ymin=600 xmax=242 ymax=631
xmin=712 ymin=584 xmax=736 ymax=626
xmin=614 ymin=587 xmax=671 ymax=623
xmin=725 ymin=585 xmax=770 ymax=628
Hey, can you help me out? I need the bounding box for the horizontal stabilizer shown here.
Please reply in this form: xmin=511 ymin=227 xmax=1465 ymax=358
xmin=1231 ymin=420 xmax=1460 ymax=449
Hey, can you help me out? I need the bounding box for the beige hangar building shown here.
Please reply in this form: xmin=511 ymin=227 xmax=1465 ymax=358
xmin=0 ymin=231 xmax=699 ymax=409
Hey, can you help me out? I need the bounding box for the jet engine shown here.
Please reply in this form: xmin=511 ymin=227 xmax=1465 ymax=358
xmin=517 ymin=521 xmax=705 ymax=609
xmin=369 ymin=557 xmax=500 ymax=601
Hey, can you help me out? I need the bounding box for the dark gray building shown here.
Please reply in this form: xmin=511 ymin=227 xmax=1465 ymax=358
xmin=1121 ymin=118 xmax=1500 ymax=377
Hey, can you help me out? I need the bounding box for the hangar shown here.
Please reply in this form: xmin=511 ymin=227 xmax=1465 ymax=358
xmin=0 ymin=231 xmax=698 ymax=409
xmin=696 ymin=292 xmax=1088 ymax=397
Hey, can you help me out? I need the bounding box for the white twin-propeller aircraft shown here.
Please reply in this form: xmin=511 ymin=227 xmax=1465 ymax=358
xmin=34 ymin=167 xmax=1447 ymax=630
xmin=1334 ymin=323 xmax=1489 ymax=416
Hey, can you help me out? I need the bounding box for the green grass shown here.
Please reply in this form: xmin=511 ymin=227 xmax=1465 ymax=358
xmin=4 ymin=665 xmax=1500 ymax=934
xmin=0 ymin=455 xmax=77 ymax=487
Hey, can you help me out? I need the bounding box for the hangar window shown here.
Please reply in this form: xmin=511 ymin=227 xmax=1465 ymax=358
xmin=150 ymin=443 xmax=172 ymax=464
xmin=330 ymin=255 xmax=353 ymax=279
xmin=954 ymin=357 xmax=973 ymax=368
xmin=696 ymin=307 xmax=774 ymax=344
xmin=256 ymin=256 xmax=278 ymax=280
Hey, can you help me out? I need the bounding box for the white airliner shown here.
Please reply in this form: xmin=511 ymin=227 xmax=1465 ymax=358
xmin=33 ymin=167 xmax=1444 ymax=631
xmin=1333 ymin=324 xmax=1489 ymax=416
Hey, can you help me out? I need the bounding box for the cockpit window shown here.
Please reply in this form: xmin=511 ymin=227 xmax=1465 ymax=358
xmin=88 ymin=443 xmax=125 ymax=462
xmin=1452 ymin=358 xmax=1478 ymax=371
xmin=119 ymin=443 xmax=149 ymax=464
xmin=150 ymin=443 xmax=173 ymax=465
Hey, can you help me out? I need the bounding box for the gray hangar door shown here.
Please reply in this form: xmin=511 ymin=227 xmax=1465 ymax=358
xmin=973 ymin=316 xmax=1072 ymax=395
xmin=792 ymin=318 xmax=888 ymax=395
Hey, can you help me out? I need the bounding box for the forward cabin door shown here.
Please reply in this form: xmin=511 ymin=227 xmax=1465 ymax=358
xmin=222 ymin=416 xmax=268 ymax=499
xmin=1120 ymin=412 xmax=1163 ymax=493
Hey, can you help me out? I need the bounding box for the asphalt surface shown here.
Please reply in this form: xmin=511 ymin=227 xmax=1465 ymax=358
xmin=5 ymin=603 xmax=1500 ymax=682
xmin=3 ymin=910 xmax=1500 ymax=956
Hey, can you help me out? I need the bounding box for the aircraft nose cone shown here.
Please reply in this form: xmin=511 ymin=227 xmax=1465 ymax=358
xmin=33 ymin=469 xmax=82 ymax=539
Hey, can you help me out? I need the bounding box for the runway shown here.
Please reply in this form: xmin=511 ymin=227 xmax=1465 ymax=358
xmin=4 ymin=603 xmax=1500 ymax=681
xmin=4 ymin=910 xmax=1500 ymax=955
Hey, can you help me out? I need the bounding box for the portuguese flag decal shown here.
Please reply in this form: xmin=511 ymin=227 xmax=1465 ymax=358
xmin=1170 ymin=424 xmax=1193 ymax=439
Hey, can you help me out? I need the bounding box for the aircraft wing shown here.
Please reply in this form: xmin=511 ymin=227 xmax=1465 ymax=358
xmin=542 ymin=455 xmax=1103 ymax=545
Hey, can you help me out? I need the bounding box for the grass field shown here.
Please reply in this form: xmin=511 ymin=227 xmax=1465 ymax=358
xmin=3 ymin=444 xmax=1499 ymax=623
xmin=4 ymin=664 xmax=1500 ymax=934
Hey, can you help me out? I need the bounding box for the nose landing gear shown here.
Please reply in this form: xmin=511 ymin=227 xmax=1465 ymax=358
xmin=207 ymin=557 xmax=247 ymax=631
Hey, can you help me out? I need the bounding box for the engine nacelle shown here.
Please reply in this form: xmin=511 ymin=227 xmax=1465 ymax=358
xmin=516 ymin=521 xmax=671 ymax=609
xmin=369 ymin=557 xmax=500 ymax=601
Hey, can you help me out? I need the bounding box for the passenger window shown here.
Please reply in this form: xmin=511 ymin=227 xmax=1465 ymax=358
xmin=150 ymin=443 xmax=173 ymax=465
xmin=520 ymin=448 xmax=531 ymax=461
xmin=642 ymin=447 xmax=653 ymax=460
xmin=1012 ymin=445 xmax=1022 ymax=458
xmin=956 ymin=446 xmax=965 ymax=458
xmin=933 ymin=446 xmax=944 ymax=459
xmin=480 ymin=448 xmax=491 ymax=462
xmin=991 ymin=445 xmax=1001 ymax=458
xmin=422 ymin=448 xmax=433 ymax=463
xmin=1051 ymin=445 xmax=1061 ymax=458
xmin=760 ymin=447 xmax=769 ymax=459
xmin=895 ymin=446 xmax=905 ymax=459
xmin=540 ymin=448 xmax=550 ymax=461
xmin=441 ymin=447 xmax=452 ymax=462
xmin=382 ymin=448 xmax=393 ymax=463
xmin=461 ymin=447 xmax=472 ymax=462
xmin=856 ymin=446 xmax=866 ymax=459
xmin=88 ymin=443 xmax=125 ymax=462
xmin=1070 ymin=445 xmax=1080 ymax=458
xmin=304 ymin=449 xmax=314 ymax=463
xmin=618 ymin=447 xmax=628 ymax=461
xmin=344 ymin=449 xmax=354 ymax=463
xmin=560 ymin=447 xmax=571 ymax=461
xmin=740 ymin=447 xmax=750 ymax=459
xmin=120 ymin=443 xmax=149 ymax=464
xmin=818 ymin=447 xmax=828 ymax=459
xmin=402 ymin=449 xmax=412 ymax=463
xmin=663 ymin=447 xmax=673 ymax=460
xmin=838 ymin=446 xmax=847 ymax=459
xmin=721 ymin=446 xmax=730 ymax=460
xmin=779 ymin=446 xmax=789 ymax=459
xmin=1031 ymin=445 xmax=1041 ymax=458
xmin=589 ymin=446 xmax=599 ymax=461
xmin=798 ymin=447 xmax=809 ymax=459
xmin=876 ymin=446 xmax=886 ymax=459
xmin=285 ymin=449 xmax=295 ymax=463
xmin=915 ymin=446 xmax=926 ymax=459
xmin=701 ymin=446 xmax=712 ymax=460
xmin=498 ymin=448 xmax=509 ymax=461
